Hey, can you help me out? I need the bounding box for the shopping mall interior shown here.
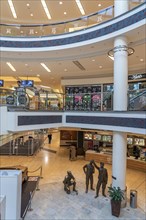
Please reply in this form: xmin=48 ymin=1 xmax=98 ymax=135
xmin=0 ymin=0 xmax=146 ymax=219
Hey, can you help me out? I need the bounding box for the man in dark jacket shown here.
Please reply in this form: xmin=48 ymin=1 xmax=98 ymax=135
xmin=83 ymin=160 xmax=95 ymax=193
xmin=93 ymin=161 xmax=108 ymax=198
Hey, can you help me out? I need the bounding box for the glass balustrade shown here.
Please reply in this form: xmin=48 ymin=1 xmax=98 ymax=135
xmin=1 ymin=87 xmax=145 ymax=111
xmin=0 ymin=1 xmax=144 ymax=38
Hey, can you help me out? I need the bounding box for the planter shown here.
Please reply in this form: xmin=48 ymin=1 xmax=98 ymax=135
xmin=111 ymin=200 xmax=121 ymax=217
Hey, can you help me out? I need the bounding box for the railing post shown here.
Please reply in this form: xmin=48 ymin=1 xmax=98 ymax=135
xmin=40 ymin=166 xmax=43 ymax=179
xmin=28 ymin=192 xmax=33 ymax=211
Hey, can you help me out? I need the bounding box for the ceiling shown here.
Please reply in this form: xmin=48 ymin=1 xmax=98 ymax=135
xmin=0 ymin=0 xmax=145 ymax=93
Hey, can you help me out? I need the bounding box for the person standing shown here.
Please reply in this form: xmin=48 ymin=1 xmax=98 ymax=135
xmin=93 ymin=161 xmax=108 ymax=198
xmin=83 ymin=160 xmax=95 ymax=193
xmin=48 ymin=134 xmax=52 ymax=144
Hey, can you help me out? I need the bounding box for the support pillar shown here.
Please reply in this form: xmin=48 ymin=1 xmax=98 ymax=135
xmin=112 ymin=132 xmax=127 ymax=190
xmin=111 ymin=0 xmax=133 ymax=195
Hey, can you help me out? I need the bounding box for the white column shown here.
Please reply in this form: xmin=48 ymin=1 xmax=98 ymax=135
xmin=114 ymin=0 xmax=129 ymax=16
xmin=111 ymin=0 xmax=130 ymax=193
xmin=112 ymin=132 xmax=127 ymax=190
xmin=113 ymin=36 xmax=128 ymax=111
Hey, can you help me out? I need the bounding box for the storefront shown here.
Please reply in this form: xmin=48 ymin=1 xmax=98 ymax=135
xmin=64 ymin=73 xmax=146 ymax=111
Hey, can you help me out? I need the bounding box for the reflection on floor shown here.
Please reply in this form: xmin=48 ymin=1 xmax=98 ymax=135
xmin=0 ymin=131 xmax=146 ymax=219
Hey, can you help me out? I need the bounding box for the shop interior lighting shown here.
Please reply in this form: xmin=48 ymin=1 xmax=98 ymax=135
xmin=41 ymin=63 xmax=51 ymax=72
xmin=8 ymin=0 xmax=17 ymax=18
xmin=6 ymin=62 xmax=16 ymax=71
xmin=41 ymin=0 xmax=51 ymax=20
xmin=75 ymin=0 xmax=85 ymax=15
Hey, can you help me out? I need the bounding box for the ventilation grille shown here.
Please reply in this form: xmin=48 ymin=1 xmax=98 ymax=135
xmin=73 ymin=61 xmax=86 ymax=71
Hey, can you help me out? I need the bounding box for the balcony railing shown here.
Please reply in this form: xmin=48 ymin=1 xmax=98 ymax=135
xmin=0 ymin=1 xmax=144 ymax=38
xmin=0 ymin=88 xmax=145 ymax=111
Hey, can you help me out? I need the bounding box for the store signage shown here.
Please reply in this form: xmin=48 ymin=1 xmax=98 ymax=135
xmin=128 ymin=73 xmax=146 ymax=81
xmin=6 ymin=95 xmax=15 ymax=105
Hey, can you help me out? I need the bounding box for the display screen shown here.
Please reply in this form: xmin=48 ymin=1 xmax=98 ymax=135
xmin=127 ymin=137 xmax=133 ymax=145
xmin=93 ymin=134 xmax=101 ymax=140
xmin=134 ymin=138 xmax=145 ymax=146
xmin=0 ymin=80 xmax=4 ymax=87
xmin=20 ymin=80 xmax=34 ymax=87
xmin=84 ymin=133 xmax=92 ymax=140
xmin=102 ymin=135 xmax=112 ymax=142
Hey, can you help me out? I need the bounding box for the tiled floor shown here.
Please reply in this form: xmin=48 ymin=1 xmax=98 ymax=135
xmin=0 ymin=131 xmax=146 ymax=219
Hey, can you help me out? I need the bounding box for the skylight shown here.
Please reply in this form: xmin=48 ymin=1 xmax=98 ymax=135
xmin=8 ymin=0 xmax=17 ymax=19
xmin=41 ymin=63 xmax=51 ymax=72
xmin=75 ymin=0 xmax=85 ymax=15
xmin=7 ymin=62 xmax=16 ymax=71
xmin=41 ymin=0 xmax=51 ymax=20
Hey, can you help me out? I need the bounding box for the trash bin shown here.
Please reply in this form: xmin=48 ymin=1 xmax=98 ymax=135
xmin=130 ymin=190 xmax=137 ymax=208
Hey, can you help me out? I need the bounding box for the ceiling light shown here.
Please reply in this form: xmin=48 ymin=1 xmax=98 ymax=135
xmin=25 ymin=63 xmax=28 ymax=66
xmin=59 ymin=1 xmax=63 ymax=4
xmin=108 ymin=55 xmax=114 ymax=61
xmin=64 ymin=12 xmax=67 ymax=15
xmin=41 ymin=0 xmax=51 ymax=20
xmin=99 ymin=65 xmax=102 ymax=69
xmin=92 ymin=59 xmax=95 ymax=62
xmin=6 ymin=62 xmax=16 ymax=72
xmin=41 ymin=63 xmax=51 ymax=72
xmin=37 ymin=74 xmax=40 ymax=77
xmin=8 ymin=0 xmax=17 ymax=18
xmin=140 ymin=58 xmax=144 ymax=62
xmin=30 ymin=13 xmax=33 ymax=16
xmin=98 ymin=4 xmax=101 ymax=7
xmin=64 ymin=69 xmax=67 ymax=72
xmin=26 ymin=3 xmax=30 ymax=7
xmin=75 ymin=0 xmax=85 ymax=15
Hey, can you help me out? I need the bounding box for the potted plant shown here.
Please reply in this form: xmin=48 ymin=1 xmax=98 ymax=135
xmin=108 ymin=186 xmax=124 ymax=217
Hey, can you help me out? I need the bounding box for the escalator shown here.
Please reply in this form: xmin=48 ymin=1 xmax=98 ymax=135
xmin=128 ymin=90 xmax=146 ymax=110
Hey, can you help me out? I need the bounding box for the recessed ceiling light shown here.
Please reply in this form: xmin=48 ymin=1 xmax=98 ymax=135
xmin=6 ymin=62 xmax=16 ymax=72
xmin=64 ymin=12 xmax=67 ymax=15
xmin=98 ymin=3 xmax=101 ymax=7
xmin=20 ymin=31 xmax=23 ymax=33
xmin=99 ymin=65 xmax=102 ymax=69
xmin=41 ymin=63 xmax=51 ymax=72
xmin=59 ymin=1 xmax=63 ymax=4
xmin=92 ymin=59 xmax=95 ymax=62
xmin=30 ymin=13 xmax=33 ymax=16
xmin=8 ymin=0 xmax=17 ymax=18
xmin=41 ymin=0 xmax=51 ymax=20
xmin=37 ymin=74 xmax=40 ymax=77
xmin=26 ymin=3 xmax=30 ymax=7
xmin=25 ymin=63 xmax=28 ymax=66
xmin=64 ymin=69 xmax=67 ymax=72
xmin=140 ymin=58 xmax=144 ymax=62
xmin=75 ymin=0 xmax=85 ymax=15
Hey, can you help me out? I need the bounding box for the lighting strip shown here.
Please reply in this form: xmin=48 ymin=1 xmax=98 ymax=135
xmin=41 ymin=0 xmax=51 ymax=20
xmin=75 ymin=0 xmax=85 ymax=15
xmin=41 ymin=63 xmax=51 ymax=72
xmin=6 ymin=62 xmax=16 ymax=71
xmin=8 ymin=0 xmax=17 ymax=18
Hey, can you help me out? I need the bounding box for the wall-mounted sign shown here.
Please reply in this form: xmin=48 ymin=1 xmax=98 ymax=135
xmin=6 ymin=95 xmax=15 ymax=105
xmin=128 ymin=73 xmax=146 ymax=81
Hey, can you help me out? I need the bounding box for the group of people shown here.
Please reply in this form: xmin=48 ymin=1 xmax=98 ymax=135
xmin=63 ymin=160 xmax=108 ymax=198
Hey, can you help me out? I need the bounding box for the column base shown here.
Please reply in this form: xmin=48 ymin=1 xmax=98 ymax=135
xmin=121 ymin=186 xmax=127 ymax=208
